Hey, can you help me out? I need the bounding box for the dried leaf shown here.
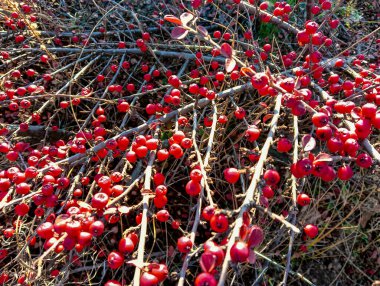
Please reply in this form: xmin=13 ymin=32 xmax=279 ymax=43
xmin=180 ymin=12 xmax=193 ymax=26
xmin=259 ymin=102 xmax=268 ymax=108
xmin=200 ymin=252 xmax=216 ymax=273
xmin=240 ymin=67 xmax=255 ymax=77
xmin=196 ymin=25 xmax=208 ymax=37
xmin=171 ymin=26 xmax=189 ymax=40
xmin=220 ymin=43 xmax=233 ymax=58
xmin=351 ymin=107 xmax=362 ymax=120
xmin=252 ymin=119 xmax=261 ymax=126
xmin=314 ymin=152 xmax=333 ymax=163
xmin=263 ymin=114 xmax=273 ymax=123
xmin=248 ymin=249 xmax=256 ymax=264
xmin=164 ymin=15 xmax=182 ymax=25
xmin=55 ymin=214 xmax=70 ymax=223
xmin=118 ymin=206 xmax=130 ymax=214
xmin=103 ymin=207 xmax=118 ymax=215
xmin=77 ymin=201 xmax=92 ymax=212
xmin=239 ymin=225 xmax=249 ymax=241
xmin=247 ymin=225 xmax=264 ymax=247
xmin=302 ymin=134 xmax=316 ymax=152
xmin=225 ymin=58 xmax=236 ymax=73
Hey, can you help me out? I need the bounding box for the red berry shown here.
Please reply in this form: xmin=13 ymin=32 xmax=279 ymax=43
xmin=262 ymin=185 xmax=274 ymax=199
xmin=234 ymin=107 xmax=246 ymax=119
xmin=91 ymin=192 xmax=109 ymax=209
xmin=297 ymin=194 xmax=311 ymax=206
xmin=312 ymin=112 xmax=329 ymax=127
xmin=304 ymin=224 xmax=318 ymax=238
xmin=177 ymin=236 xmax=192 ymax=253
xmin=251 ymin=73 xmax=269 ymax=89
xmin=118 ymin=237 xmax=135 ymax=253
xmin=107 ymin=251 xmax=124 ymax=269
xmin=230 ymin=241 xmax=249 ymax=262
xmin=223 ymin=168 xmax=240 ymax=184
xmin=245 ymin=126 xmax=260 ymax=142
xmin=337 ymin=165 xmax=353 ymax=181
xmin=194 ymin=273 xmax=217 ymax=286
xmin=305 ymin=21 xmax=319 ymax=34
xmin=277 ymin=138 xmax=292 ymax=153
xmin=148 ymin=263 xmax=168 ymax=282
xmin=263 ymin=169 xmax=280 ymax=186
xmin=210 ymin=213 xmax=229 ymax=233
xmin=185 ymin=180 xmax=201 ymax=196
xmin=356 ymin=153 xmax=373 ymax=168
xmin=156 ymin=210 xmax=170 ymax=222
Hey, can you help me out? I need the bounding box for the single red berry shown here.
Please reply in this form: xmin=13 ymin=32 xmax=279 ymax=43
xmin=156 ymin=210 xmax=170 ymax=222
xmin=194 ymin=273 xmax=217 ymax=286
xmin=277 ymin=138 xmax=292 ymax=153
xmin=297 ymin=194 xmax=311 ymax=206
xmin=263 ymin=169 xmax=280 ymax=186
xmin=107 ymin=251 xmax=124 ymax=269
xmin=140 ymin=272 xmax=159 ymax=286
xmin=251 ymin=73 xmax=269 ymax=89
xmin=223 ymin=168 xmax=240 ymax=184
xmin=177 ymin=236 xmax=193 ymax=253
xmin=185 ymin=180 xmax=201 ymax=196
xmin=118 ymin=237 xmax=135 ymax=253
xmin=230 ymin=241 xmax=249 ymax=263
xmin=262 ymin=185 xmax=274 ymax=199
xmin=356 ymin=153 xmax=373 ymax=168
xmin=210 ymin=213 xmax=229 ymax=233
xmin=304 ymin=224 xmax=318 ymax=238
xmin=337 ymin=165 xmax=353 ymax=181
xmin=245 ymin=126 xmax=260 ymax=142
xmin=312 ymin=112 xmax=329 ymax=127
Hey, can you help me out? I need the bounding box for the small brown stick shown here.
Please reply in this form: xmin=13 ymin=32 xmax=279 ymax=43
xmin=281 ymin=115 xmax=299 ymax=286
xmin=107 ymin=173 xmax=144 ymax=207
xmin=218 ymin=92 xmax=285 ymax=286
xmin=306 ymin=0 xmax=314 ymax=21
xmin=255 ymin=251 xmax=316 ymax=286
xmin=241 ymin=202 xmax=300 ymax=233
xmin=177 ymin=105 xmax=216 ymax=286
xmin=132 ymin=134 xmax=158 ymax=285
xmin=34 ymin=233 xmax=68 ymax=278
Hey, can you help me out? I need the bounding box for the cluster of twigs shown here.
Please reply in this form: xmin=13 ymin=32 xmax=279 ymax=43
xmin=0 ymin=0 xmax=379 ymax=285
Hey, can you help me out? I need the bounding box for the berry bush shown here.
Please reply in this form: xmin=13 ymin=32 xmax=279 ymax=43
xmin=0 ymin=0 xmax=379 ymax=285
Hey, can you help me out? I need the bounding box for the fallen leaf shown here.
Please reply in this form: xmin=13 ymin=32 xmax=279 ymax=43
xmin=240 ymin=67 xmax=255 ymax=77
xmin=302 ymin=134 xmax=316 ymax=152
xmin=171 ymin=26 xmax=189 ymax=40
xmin=196 ymin=25 xmax=208 ymax=37
xmin=263 ymin=114 xmax=273 ymax=123
xmin=220 ymin=43 xmax=233 ymax=58
xmin=247 ymin=225 xmax=264 ymax=247
xmin=164 ymin=15 xmax=182 ymax=25
xmin=180 ymin=12 xmax=193 ymax=26
xmin=200 ymin=252 xmax=216 ymax=273
xmin=225 ymin=58 xmax=236 ymax=73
